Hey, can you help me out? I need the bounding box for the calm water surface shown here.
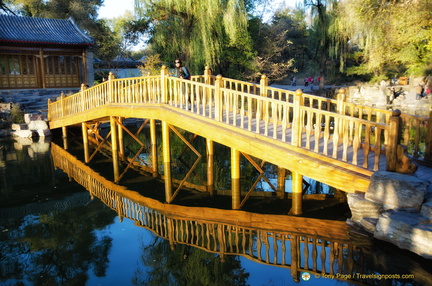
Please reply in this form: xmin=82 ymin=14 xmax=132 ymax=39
xmin=1 ymin=135 xmax=432 ymax=286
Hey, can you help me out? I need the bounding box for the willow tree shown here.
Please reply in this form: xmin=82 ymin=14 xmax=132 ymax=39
xmin=134 ymin=0 xmax=255 ymax=76
xmin=302 ymin=0 xmax=340 ymax=89
xmin=336 ymin=0 xmax=432 ymax=78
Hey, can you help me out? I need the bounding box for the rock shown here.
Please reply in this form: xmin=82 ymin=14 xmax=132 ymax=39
xmin=374 ymin=210 xmax=432 ymax=259
xmin=347 ymin=193 xmax=382 ymax=223
xmin=359 ymin=217 xmax=378 ymax=233
xmin=13 ymin=138 xmax=33 ymax=149
xmin=12 ymin=130 xmax=33 ymax=138
xmin=11 ymin=123 xmax=28 ymax=131
xmin=421 ymin=201 xmax=432 ymax=217
xmin=24 ymin=113 xmax=45 ymax=124
xmin=36 ymin=129 xmax=52 ymax=137
xmin=28 ymin=120 xmax=48 ymax=130
xmin=365 ymin=171 xmax=428 ymax=211
xmin=30 ymin=142 xmax=50 ymax=153
xmin=0 ymin=103 xmax=11 ymax=112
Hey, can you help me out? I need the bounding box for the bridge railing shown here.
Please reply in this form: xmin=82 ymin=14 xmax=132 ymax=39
xmin=48 ymin=66 xmax=431 ymax=171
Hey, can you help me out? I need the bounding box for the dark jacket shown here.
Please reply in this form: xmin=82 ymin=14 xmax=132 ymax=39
xmin=175 ymin=66 xmax=191 ymax=79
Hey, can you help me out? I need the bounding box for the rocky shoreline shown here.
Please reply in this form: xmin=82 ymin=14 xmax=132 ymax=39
xmin=347 ymin=171 xmax=432 ymax=260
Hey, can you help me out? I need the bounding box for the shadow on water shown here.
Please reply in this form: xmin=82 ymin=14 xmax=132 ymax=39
xmin=1 ymin=135 xmax=432 ymax=285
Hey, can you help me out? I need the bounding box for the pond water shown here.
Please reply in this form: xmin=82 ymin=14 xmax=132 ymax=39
xmin=1 ymin=134 xmax=432 ymax=286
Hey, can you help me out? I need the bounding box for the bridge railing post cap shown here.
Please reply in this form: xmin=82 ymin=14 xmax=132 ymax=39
xmin=261 ymin=75 xmax=267 ymax=80
xmin=392 ymin=109 xmax=402 ymax=117
xmin=295 ymin=89 xmax=303 ymax=95
xmin=162 ymin=65 xmax=167 ymax=69
xmin=216 ymin=74 xmax=222 ymax=79
xmin=205 ymin=66 xmax=210 ymax=70
xmin=338 ymin=88 xmax=346 ymax=94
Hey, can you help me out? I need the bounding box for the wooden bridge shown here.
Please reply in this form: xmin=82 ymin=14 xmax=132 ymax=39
xmin=47 ymin=66 xmax=432 ymax=214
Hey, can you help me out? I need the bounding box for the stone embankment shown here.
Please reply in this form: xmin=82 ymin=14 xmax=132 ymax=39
xmin=0 ymin=88 xmax=78 ymax=116
xmin=348 ymin=171 xmax=432 ymax=259
xmin=345 ymin=77 xmax=432 ymax=116
xmin=10 ymin=114 xmax=52 ymax=138
xmin=1 ymin=88 xmax=78 ymax=138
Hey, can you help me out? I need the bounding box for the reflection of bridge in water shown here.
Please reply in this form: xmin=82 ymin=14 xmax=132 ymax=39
xmin=52 ymin=142 xmax=387 ymax=284
xmin=47 ymin=68 xmax=432 ymax=215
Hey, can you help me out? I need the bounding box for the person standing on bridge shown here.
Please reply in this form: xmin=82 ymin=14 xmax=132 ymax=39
xmin=174 ymin=59 xmax=191 ymax=80
xmin=173 ymin=59 xmax=191 ymax=107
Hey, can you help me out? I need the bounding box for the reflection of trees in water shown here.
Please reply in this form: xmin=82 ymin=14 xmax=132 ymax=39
xmin=133 ymin=236 xmax=249 ymax=286
xmin=0 ymin=200 xmax=116 ymax=285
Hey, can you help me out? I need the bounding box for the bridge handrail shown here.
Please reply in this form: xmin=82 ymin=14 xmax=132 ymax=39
xmin=47 ymin=67 xmax=431 ymax=171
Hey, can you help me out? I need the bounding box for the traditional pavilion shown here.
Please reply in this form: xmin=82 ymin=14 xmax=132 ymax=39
xmin=0 ymin=14 xmax=94 ymax=89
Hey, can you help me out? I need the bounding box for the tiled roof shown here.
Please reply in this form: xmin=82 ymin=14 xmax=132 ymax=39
xmin=0 ymin=14 xmax=93 ymax=46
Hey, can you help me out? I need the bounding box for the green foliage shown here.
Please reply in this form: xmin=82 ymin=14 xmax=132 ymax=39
xmin=1 ymin=200 xmax=116 ymax=285
xmin=135 ymin=0 xmax=255 ymax=76
xmin=10 ymin=103 xmax=24 ymax=123
xmin=335 ymin=0 xmax=432 ymax=78
xmin=134 ymin=237 xmax=249 ymax=285
xmin=138 ymin=53 xmax=164 ymax=75
xmin=243 ymin=8 xmax=303 ymax=82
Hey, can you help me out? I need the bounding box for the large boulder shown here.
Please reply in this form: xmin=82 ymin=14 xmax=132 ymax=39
xmin=347 ymin=193 xmax=382 ymax=223
xmin=12 ymin=129 xmax=33 ymax=138
xmin=374 ymin=210 xmax=432 ymax=259
xmin=28 ymin=120 xmax=49 ymax=130
xmin=365 ymin=171 xmax=428 ymax=211
xmin=24 ymin=113 xmax=44 ymax=124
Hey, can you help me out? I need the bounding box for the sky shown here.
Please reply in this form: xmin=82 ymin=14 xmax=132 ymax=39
xmin=98 ymin=0 xmax=301 ymax=20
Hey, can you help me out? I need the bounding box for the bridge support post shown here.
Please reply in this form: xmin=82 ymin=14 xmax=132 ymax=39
xmin=277 ymin=167 xmax=286 ymax=199
xmin=82 ymin=122 xmax=89 ymax=163
xmin=118 ymin=117 xmax=125 ymax=159
xmin=62 ymin=134 xmax=68 ymax=150
xmin=62 ymin=126 xmax=67 ymax=138
xmin=150 ymin=119 xmax=158 ymax=177
xmin=206 ymin=138 xmax=214 ymax=196
xmin=290 ymin=171 xmax=303 ymax=215
xmin=62 ymin=125 xmax=68 ymax=149
xmin=231 ymin=148 xmax=241 ymax=209
xmin=110 ymin=116 xmax=120 ymax=182
xmin=162 ymin=121 xmax=173 ymax=202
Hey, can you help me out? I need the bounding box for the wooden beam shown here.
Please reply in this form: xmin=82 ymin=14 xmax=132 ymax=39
xmin=110 ymin=116 xmax=120 ymax=182
xmin=231 ymin=148 xmax=241 ymax=210
xmin=162 ymin=121 xmax=173 ymax=203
